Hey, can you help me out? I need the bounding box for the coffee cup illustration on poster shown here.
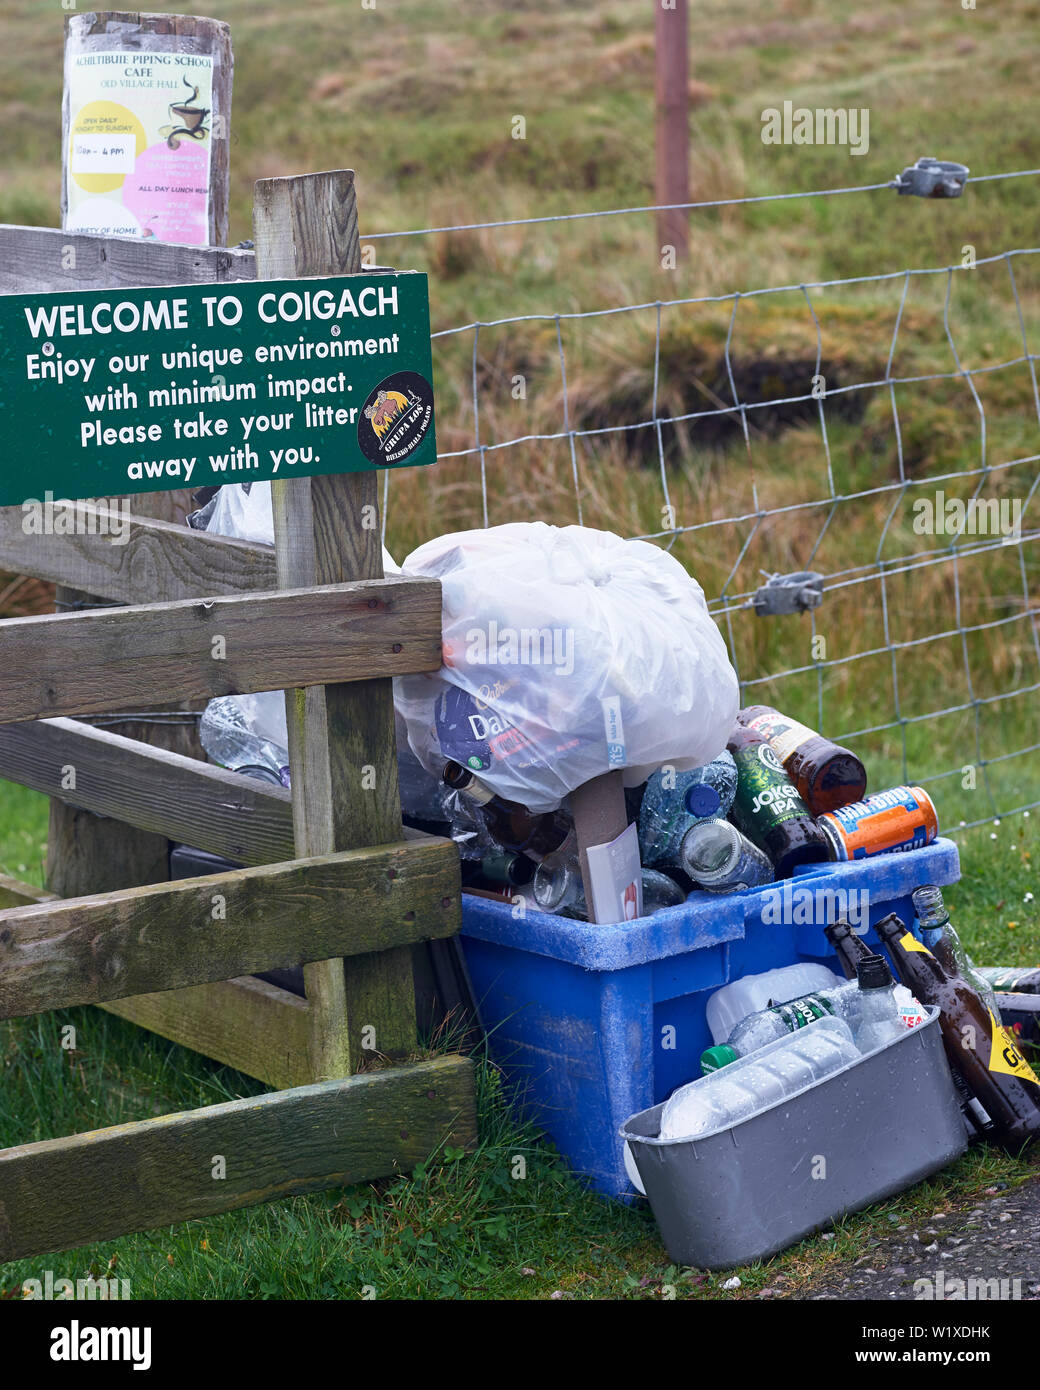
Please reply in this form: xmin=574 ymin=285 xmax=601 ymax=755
xmin=65 ymin=51 xmax=214 ymax=244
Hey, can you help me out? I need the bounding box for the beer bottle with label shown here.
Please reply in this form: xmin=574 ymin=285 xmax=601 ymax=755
xmin=726 ymin=724 xmax=829 ymax=878
xmin=442 ymin=760 xmax=572 ymax=861
xmin=876 ymin=912 xmax=1040 ymax=1150
xmin=737 ymin=705 xmax=866 ymax=815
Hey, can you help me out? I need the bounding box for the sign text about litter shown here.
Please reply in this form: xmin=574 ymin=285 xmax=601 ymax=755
xmin=0 ymin=272 xmax=437 ymax=506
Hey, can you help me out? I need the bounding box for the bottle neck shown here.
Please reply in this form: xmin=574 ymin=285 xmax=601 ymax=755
xmin=912 ymin=885 xmax=950 ymax=932
xmin=443 ymin=760 xmax=498 ymax=807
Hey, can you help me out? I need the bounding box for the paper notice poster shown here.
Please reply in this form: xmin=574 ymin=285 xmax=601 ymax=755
xmin=65 ymin=51 xmax=214 ymax=244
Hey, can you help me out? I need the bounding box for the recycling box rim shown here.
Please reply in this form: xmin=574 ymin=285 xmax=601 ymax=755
xmin=461 ymin=835 xmax=962 ymax=970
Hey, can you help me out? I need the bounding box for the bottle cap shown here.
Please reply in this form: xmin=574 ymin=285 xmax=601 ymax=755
xmin=700 ymin=1044 xmax=739 ymax=1073
xmin=684 ymin=783 xmax=722 ymax=817
xmin=824 ymin=919 xmax=853 ymax=945
xmin=856 ymin=954 xmax=894 ymax=991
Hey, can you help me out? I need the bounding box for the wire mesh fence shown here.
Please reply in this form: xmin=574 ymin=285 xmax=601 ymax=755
xmin=372 ymin=168 xmax=1040 ymax=836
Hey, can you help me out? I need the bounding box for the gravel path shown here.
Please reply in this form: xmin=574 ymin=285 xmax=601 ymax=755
xmin=763 ymin=1177 xmax=1040 ymax=1300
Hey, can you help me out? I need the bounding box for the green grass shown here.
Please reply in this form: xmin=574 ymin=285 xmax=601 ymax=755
xmin=1 ymin=0 xmax=1038 ymax=1299
xmin=1 ymin=788 xmax=1038 ymax=1300
xmin=0 ymin=783 xmax=49 ymax=887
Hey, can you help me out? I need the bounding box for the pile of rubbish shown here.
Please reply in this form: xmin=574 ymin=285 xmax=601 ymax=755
xmin=622 ymin=891 xmax=1040 ymax=1267
xmin=193 ymin=491 xmax=1039 ymax=1263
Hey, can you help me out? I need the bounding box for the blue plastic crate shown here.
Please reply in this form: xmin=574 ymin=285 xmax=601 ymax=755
xmin=460 ymin=837 xmax=961 ymax=1199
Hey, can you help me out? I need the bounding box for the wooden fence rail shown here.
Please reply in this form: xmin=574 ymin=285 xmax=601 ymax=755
xmin=0 ymin=836 xmax=460 ymax=1019
xmin=0 ymin=576 xmax=442 ymax=723
xmin=0 ymin=158 xmax=478 ymax=1264
xmin=0 ymin=1056 xmax=475 ymax=1264
xmin=0 ymin=718 xmax=296 ymax=865
xmin=0 ymin=506 xmax=276 ymax=604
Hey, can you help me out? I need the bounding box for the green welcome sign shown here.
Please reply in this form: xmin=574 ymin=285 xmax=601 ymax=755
xmin=0 ymin=272 xmax=436 ymax=507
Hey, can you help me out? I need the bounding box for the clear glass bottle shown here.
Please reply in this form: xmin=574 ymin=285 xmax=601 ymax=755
xmin=681 ymin=818 xmax=774 ymax=892
xmin=913 ymin=884 xmax=1000 ymax=1019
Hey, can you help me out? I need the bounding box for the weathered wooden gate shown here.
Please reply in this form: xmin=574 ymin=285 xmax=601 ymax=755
xmin=0 ymin=169 xmax=477 ymax=1263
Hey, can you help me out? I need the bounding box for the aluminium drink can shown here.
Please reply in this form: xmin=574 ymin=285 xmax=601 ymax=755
xmin=817 ymin=785 xmax=938 ymax=861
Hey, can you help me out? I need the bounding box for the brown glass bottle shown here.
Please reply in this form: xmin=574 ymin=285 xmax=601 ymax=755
xmin=726 ymin=725 xmax=830 ymax=878
xmin=443 ymin=761 xmax=571 ymax=862
xmin=876 ymin=912 xmax=1040 ymax=1151
xmin=737 ymin=705 xmax=866 ymax=815
xmin=824 ymin=919 xmax=876 ymax=980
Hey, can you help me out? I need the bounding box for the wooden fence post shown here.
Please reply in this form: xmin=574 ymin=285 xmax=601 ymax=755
xmin=253 ymin=170 xmax=419 ymax=1079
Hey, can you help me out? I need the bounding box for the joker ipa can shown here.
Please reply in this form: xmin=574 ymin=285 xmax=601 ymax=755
xmin=818 ymin=785 xmax=938 ymax=861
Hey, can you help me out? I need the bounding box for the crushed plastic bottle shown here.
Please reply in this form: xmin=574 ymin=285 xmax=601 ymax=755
xmin=637 ymin=752 xmax=738 ymax=868
xmin=700 ymin=955 xmax=909 ymax=1070
xmin=660 ymin=1016 xmax=860 ymax=1140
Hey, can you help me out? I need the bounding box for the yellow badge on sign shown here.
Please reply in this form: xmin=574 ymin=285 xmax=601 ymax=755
xmin=987 ymin=1012 xmax=1040 ymax=1085
xmin=899 ymin=931 xmax=933 ymax=955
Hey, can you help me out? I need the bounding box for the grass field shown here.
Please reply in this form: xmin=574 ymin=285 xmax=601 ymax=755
xmin=0 ymin=0 xmax=1038 ymax=1298
xmin=0 ymin=789 xmax=1038 ymax=1300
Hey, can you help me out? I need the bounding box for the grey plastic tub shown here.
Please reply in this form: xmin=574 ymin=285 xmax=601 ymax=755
xmin=620 ymin=1007 xmax=966 ymax=1270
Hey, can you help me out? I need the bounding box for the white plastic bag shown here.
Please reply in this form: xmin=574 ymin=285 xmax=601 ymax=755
xmin=197 ymin=480 xmax=402 ymax=574
xmin=201 ymin=481 xmax=275 ymax=545
xmin=394 ymin=523 xmax=739 ymax=813
xmin=194 ymin=485 xmax=433 ymax=805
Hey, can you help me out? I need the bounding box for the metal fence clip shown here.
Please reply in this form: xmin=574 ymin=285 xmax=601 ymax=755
xmin=893 ymin=157 xmax=969 ymax=198
xmin=752 ymin=570 xmax=825 ymax=616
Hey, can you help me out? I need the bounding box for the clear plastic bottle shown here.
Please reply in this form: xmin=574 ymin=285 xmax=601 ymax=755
xmin=636 ymin=753 xmax=738 ymax=868
xmin=701 ymin=983 xmax=859 ymax=1069
xmin=913 ymin=884 xmax=1000 ymax=1019
xmin=200 ymin=695 xmax=291 ymax=786
xmin=700 ymin=955 xmax=905 ymax=1070
xmin=706 ymin=962 xmax=844 ymax=1044
xmin=660 ymin=1016 xmax=860 ymax=1139
xmin=853 ymin=955 xmax=907 ymax=1052
xmin=681 ymin=818 xmax=774 ymax=892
